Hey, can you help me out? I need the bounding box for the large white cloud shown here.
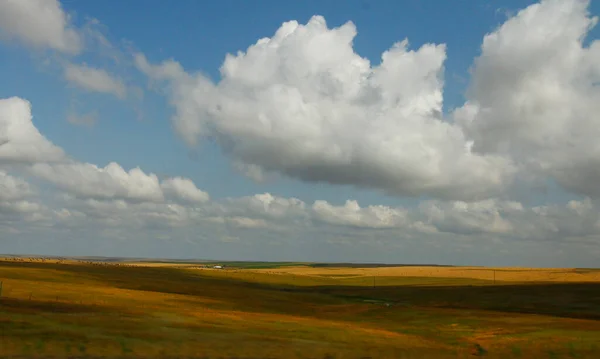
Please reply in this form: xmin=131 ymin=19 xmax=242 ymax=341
xmin=0 ymin=0 xmax=82 ymax=54
xmin=0 ymin=97 xmax=66 ymax=164
xmin=1 ymin=93 xmax=599 ymax=250
xmin=136 ymin=16 xmax=515 ymax=201
xmin=30 ymin=162 xmax=165 ymax=203
xmin=136 ymin=0 xmax=600 ymax=202
xmin=29 ymin=161 xmax=213 ymax=205
xmin=456 ymin=0 xmax=600 ymax=197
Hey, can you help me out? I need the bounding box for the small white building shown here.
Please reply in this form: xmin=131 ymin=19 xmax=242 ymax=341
xmin=213 ymin=265 xmax=223 ymax=269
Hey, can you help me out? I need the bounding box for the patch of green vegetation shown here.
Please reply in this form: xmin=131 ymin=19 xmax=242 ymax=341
xmin=20 ymin=343 xmax=32 ymax=356
xmin=334 ymin=275 xmax=496 ymax=287
xmin=119 ymin=337 xmax=133 ymax=354
xmin=568 ymin=342 xmax=582 ymax=358
xmin=574 ymin=268 xmax=600 ymax=273
xmin=220 ymin=261 xmax=309 ymax=269
xmin=511 ymin=345 xmax=523 ymax=357
xmin=308 ymin=263 xmax=454 ymax=268
xmin=64 ymin=342 xmax=72 ymax=355
xmin=33 ymin=338 xmax=45 ymax=354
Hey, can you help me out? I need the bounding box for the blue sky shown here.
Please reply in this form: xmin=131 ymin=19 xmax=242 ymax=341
xmin=1 ymin=0 xmax=600 ymax=267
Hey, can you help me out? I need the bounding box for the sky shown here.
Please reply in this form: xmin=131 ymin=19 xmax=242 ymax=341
xmin=1 ymin=0 xmax=600 ymax=267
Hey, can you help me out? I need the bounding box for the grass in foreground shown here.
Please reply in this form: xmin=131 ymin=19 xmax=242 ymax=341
xmin=0 ymin=260 xmax=599 ymax=358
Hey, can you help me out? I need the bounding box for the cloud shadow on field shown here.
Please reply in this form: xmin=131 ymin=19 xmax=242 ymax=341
xmin=2 ymin=261 xmax=599 ymax=322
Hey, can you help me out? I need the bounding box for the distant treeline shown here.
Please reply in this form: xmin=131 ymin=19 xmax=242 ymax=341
xmin=308 ymin=263 xmax=456 ymax=268
xmin=1 ymin=254 xmax=458 ymax=269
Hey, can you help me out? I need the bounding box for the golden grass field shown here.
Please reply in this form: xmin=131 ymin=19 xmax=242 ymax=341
xmin=1 ymin=258 xmax=600 ymax=358
xmin=251 ymin=265 xmax=600 ymax=283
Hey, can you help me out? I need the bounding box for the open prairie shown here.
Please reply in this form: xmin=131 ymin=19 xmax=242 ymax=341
xmin=249 ymin=265 xmax=600 ymax=283
xmin=1 ymin=258 xmax=600 ymax=358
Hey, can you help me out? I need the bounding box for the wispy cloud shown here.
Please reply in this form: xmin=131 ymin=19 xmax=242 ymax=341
xmin=66 ymin=111 xmax=97 ymax=127
xmin=64 ymin=63 xmax=127 ymax=99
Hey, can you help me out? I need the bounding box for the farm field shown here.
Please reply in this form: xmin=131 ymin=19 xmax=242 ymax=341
xmin=1 ymin=258 xmax=600 ymax=358
xmin=250 ymin=265 xmax=600 ymax=283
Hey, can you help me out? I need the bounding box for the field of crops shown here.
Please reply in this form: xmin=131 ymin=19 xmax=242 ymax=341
xmin=1 ymin=258 xmax=599 ymax=358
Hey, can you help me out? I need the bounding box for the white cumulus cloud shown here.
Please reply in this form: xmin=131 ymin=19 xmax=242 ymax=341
xmin=419 ymin=199 xmax=519 ymax=236
xmin=0 ymin=97 xmax=66 ymax=164
xmin=136 ymin=16 xmax=515 ymax=201
xmin=1 ymin=96 xmax=208 ymax=208
xmin=312 ymin=199 xmax=410 ymax=229
xmin=161 ymin=177 xmax=210 ymax=204
xmin=0 ymin=171 xmax=33 ymax=202
xmin=0 ymin=171 xmax=53 ymax=226
xmin=222 ymin=193 xmax=307 ymax=220
xmin=456 ymin=0 xmax=600 ymax=198
xmin=0 ymin=0 xmax=82 ymax=54
xmin=30 ymin=162 xmax=165 ymax=203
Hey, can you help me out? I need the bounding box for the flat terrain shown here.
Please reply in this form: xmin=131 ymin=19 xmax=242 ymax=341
xmin=251 ymin=265 xmax=600 ymax=283
xmin=1 ymin=258 xmax=599 ymax=358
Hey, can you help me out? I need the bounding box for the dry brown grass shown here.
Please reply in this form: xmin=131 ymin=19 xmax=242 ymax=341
xmin=250 ymin=265 xmax=600 ymax=283
xmin=1 ymin=259 xmax=599 ymax=358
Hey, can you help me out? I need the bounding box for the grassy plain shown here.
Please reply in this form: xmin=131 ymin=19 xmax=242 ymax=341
xmin=251 ymin=265 xmax=600 ymax=283
xmin=1 ymin=258 xmax=599 ymax=358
